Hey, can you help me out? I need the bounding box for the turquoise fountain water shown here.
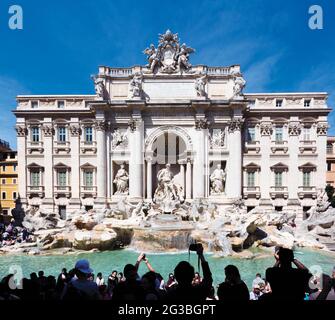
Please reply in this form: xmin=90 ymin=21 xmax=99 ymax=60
xmin=1 ymin=248 xmax=334 ymax=289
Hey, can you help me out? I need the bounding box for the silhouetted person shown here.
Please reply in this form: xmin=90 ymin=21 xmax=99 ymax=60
xmin=217 ymin=265 xmax=249 ymax=301
xmin=164 ymin=244 xmax=213 ymax=301
xmin=62 ymin=259 xmax=100 ymax=300
xmin=263 ymin=247 xmax=311 ymax=300
xmin=56 ymin=268 xmax=68 ymax=294
xmin=141 ymin=271 xmax=161 ymax=300
xmin=107 ymin=270 xmax=118 ymax=296
xmin=112 ymin=263 xmax=145 ymax=301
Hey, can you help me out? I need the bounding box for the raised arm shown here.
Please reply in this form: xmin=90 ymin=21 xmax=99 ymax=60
xmin=143 ymin=258 xmax=155 ymax=272
xmin=197 ymin=244 xmax=213 ymax=290
xmin=135 ymin=252 xmax=145 ymax=272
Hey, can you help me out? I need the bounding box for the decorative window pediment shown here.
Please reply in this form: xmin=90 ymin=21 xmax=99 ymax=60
xmin=27 ymin=162 xmax=44 ymax=170
xmin=298 ymin=162 xmax=316 ymax=171
xmin=80 ymin=163 xmax=96 ymax=170
xmin=270 ymin=162 xmax=288 ymax=172
xmin=243 ymin=162 xmax=260 ymax=172
xmin=54 ymin=162 xmax=71 ymax=170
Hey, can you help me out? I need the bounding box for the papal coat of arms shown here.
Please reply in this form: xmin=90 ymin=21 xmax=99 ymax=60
xmin=143 ymin=29 xmax=195 ymax=74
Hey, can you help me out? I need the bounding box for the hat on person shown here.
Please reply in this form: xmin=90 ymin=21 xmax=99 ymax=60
xmin=75 ymin=259 xmax=93 ymax=274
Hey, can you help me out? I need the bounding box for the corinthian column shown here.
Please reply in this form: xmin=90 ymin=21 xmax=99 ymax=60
xmin=146 ymin=157 xmax=152 ymax=200
xmin=95 ymin=119 xmax=107 ymax=205
xmin=193 ymin=118 xmax=209 ymax=199
xmin=128 ymin=118 xmax=144 ymax=200
xmin=225 ymin=118 xmax=243 ymax=199
xmin=69 ymin=120 xmax=81 ymax=212
xmin=42 ymin=121 xmax=54 ymax=212
xmin=16 ymin=124 xmax=27 ymax=210
xmin=186 ymin=158 xmax=192 ymax=200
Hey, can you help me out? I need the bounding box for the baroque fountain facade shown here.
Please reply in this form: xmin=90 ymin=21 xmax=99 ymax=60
xmin=10 ymin=30 xmax=334 ymax=255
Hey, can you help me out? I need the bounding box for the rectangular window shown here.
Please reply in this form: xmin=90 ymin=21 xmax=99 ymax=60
xmin=1 ymin=192 xmax=6 ymax=200
xmin=247 ymin=172 xmax=255 ymax=187
xmin=304 ymin=99 xmax=311 ymax=107
xmin=2 ymin=165 xmax=6 ymax=172
xmin=58 ymin=127 xmax=66 ymax=142
xmin=12 ymin=178 xmax=17 ymax=184
xmin=57 ymin=171 xmax=67 ymax=187
xmin=275 ymin=127 xmax=283 ymax=142
xmin=2 ymin=209 xmax=8 ymax=215
xmin=1 ymin=178 xmax=5 ymax=185
xmin=13 ymin=192 xmax=17 ymax=200
xmin=32 ymin=127 xmax=40 ymax=142
xmin=275 ymin=172 xmax=283 ymax=187
xmin=276 ymin=99 xmax=283 ymax=107
xmin=246 ymin=127 xmax=255 ymax=142
xmin=327 ymin=161 xmax=332 ymax=172
xmin=303 ymin=172 xmax=311 ymax=187
xmin=85 ymin=127 xmax=93 ymax=143
xmin=303 ymin=127 xmax=311 ymax=141
xmin=327 ymin=144 xmax=333 ymax=154
xmin=31 ymin=101 xmax=38 ymax=109
xmin=57 ymin=101 xmax=65 ymax=109
xmin=84 ymin=170 xmax=93 ymax=187
xmin=13 ymin=164 xmax=17 ymax=171
xmin=31 ymin=171 xmax=40 ymax=187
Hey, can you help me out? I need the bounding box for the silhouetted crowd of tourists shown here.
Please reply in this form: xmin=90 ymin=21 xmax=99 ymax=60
xmin=0 ymin=245 xmax=334 ymax=301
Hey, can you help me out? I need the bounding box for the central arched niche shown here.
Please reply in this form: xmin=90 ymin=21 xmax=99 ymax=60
xmin=145 ymin=126 xmax=193 ymax=198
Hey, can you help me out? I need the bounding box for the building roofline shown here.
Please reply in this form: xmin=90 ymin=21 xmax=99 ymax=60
xmin=16 ymin=95 xmax=96 ymax=100
xmin=245 ymin=92 xmax=328 ymax=96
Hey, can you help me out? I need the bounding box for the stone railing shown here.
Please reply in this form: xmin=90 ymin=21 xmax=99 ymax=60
xmin=99 ymin=66 xmax=133 ymax=77
xmin=270 ymin=140 xmax=288 ymax=154
xmin=80 ymin=186 xmax=97 ymax=198
xmin=206 ymin=66 xmax=231 ymax=76
xmin=299 ymin=140 xmax=316 ymax=154
xmin=27 ymin=141 xmax=44 ymax=154
xmin=244 ymin=140 xmax=260 ymax=153
xmin=270 ymin=186 xmax=288 ymax=199
xmin=27 ymin=186 xmax=45 ymax=198
xmin=54 ymin=141 xmax=71 ymax=154
xmin=243 ymin=186 xmax=261 ymax=199
xmin=54 ymin=186 xmax=71 ymax=198
xmin=298 ymin=186 xmax=317 ymax=199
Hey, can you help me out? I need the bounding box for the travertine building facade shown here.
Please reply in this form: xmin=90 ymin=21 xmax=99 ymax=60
xmin=13 ymin=31 xmax=330 ymax=219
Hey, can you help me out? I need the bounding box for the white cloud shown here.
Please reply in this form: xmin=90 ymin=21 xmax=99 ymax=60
xmin=244 ymin=53 xmax=283 ymax=92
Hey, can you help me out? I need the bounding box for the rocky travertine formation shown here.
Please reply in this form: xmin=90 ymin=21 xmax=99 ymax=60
xmin=2 ymin=194 xmax=334 ymax=256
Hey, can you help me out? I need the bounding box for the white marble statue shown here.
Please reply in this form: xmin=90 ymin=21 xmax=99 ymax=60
xmin=195 ymin=75 xmax=207 ymax=97
xmin=153 ymin=164 xmax=184 ymax=203
xmin=233 ymin=76 xmax=246 ymax=97
xmin=113 ymin=164 xmax=129 ymax=195
xmin=176 ymin=43 xmax=195 ymax=72
xmin=210 ymin=164 xmax=226 ymax=194
xmin=143 ymin=30 xmax=195 ymax=74
xmin=93 ymin=77 xmax=106 ymax=100
xmin=143 ymin=44 xmax=160 ymax=73
xmin=129 ymin=73 xmax=143 ymax=98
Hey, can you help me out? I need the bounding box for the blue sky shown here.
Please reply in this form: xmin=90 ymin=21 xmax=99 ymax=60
xmin=0 ymin=0 xmax=334 ymax=149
